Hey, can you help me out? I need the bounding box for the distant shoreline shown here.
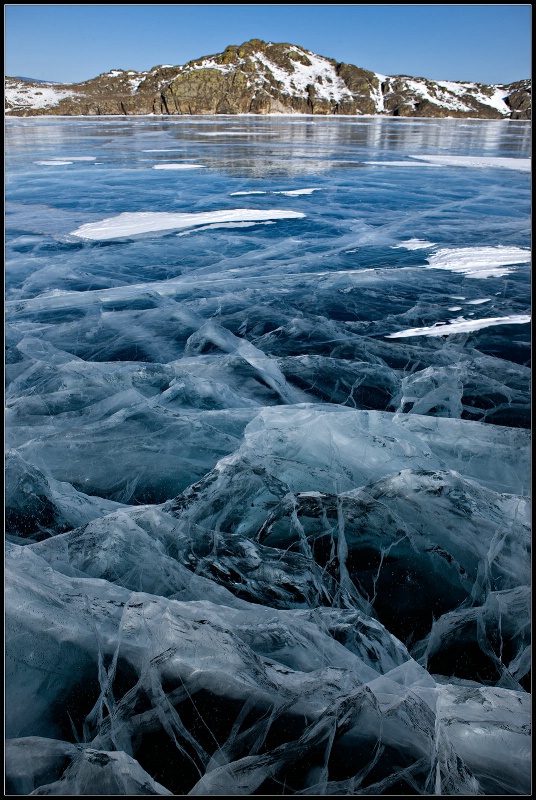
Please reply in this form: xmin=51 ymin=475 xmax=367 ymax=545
xmin=5 ymin=113 xmax=531 ymax=121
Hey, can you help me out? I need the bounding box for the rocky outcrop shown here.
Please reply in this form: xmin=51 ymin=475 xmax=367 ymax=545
xmin=5 ymin=40 xmax=531 ymax=119
xmin=503 ymin=79 xmax=531 ymax=119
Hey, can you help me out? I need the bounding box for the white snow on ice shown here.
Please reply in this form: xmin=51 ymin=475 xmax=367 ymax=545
xmin=34 ymin=161 xmax=73 ymax=166
xmin=70 ymin=209 xmax=305 ymax=240
xmin=393 ymin=239 xmax=436 ymax=250
xmin=425 ymin=246 xmax=530 ymax=278
xmin=197 ymin=131 xmax=278 ymax=136
xmin=364 ymin=161 xmax=445 ymax=168
xmin=152 ymin=163 xmax=205 ymax=170
xmin=387 ymin=314 xmax=530 ymax=338
xmin=230 ymin=188 xmax=321 ymax=196
xmin=277 ymin=188 xmax=321 ymax=196
xmin=366 ymin=155 xmax=530 ymax=171
xmin=408 ymin=155 xmax=531 ymax=171
xmin=177 ymin=221 xmax=276 ymax=236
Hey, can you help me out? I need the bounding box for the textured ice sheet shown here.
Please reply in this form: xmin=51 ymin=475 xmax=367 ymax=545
xmin=5 ymin=116 xmax=531 ymax=796
xmin=5 ymin=543 xmax=530 ymax=795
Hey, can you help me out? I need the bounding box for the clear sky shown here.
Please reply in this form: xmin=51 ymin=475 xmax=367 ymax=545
xmin=4 ymin=4 xmax=532 ymax=86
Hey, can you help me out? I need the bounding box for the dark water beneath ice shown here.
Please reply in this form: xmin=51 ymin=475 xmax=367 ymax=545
xmin=5 ymin=116 xmax=531 ymax=795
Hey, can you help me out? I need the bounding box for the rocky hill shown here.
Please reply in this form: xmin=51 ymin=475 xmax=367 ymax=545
xmin=5 ymin=39 xmax=531 ymax=119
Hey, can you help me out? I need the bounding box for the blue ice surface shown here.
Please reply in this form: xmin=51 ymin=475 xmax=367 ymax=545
xmin=5 ymin=114 xmax=531 ymax=485
xmin=4 ymin=115 xmax=531 ymax=796
xmin=5 ymin=116 xmax=530 ymax=364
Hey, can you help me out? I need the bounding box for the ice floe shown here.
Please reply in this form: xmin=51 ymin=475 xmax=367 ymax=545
xmin=409 ymin=154 xmax=531 ymax=171
xmin=177 ymin=221 xmax=276 ymax=236
xmin=70 ymin=209 xmax=306 ymax=240
xmin=393 ymin=238 xmax=436 ymax=250
xmin=387 ymin=314 xmax=531 ymax=338
xmin=230 ymin=188 xmax=321 ymax=196
xmin=425 ymin=245 xmax=530 ymax=278
xmin=152 ymin=163 xmax=205 ymax=170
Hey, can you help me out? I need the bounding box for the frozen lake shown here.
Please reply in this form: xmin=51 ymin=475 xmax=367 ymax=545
xmin=5 ymin=115 xmax=531 ymax=796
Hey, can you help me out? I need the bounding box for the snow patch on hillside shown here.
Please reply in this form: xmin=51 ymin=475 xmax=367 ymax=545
xmin=5 ymin=81 xmax=79 ymax=110
xmin=185 ymin=58 xmax=240 ymax=76
xmin=253 ymin=48 xmax=353 ymax=104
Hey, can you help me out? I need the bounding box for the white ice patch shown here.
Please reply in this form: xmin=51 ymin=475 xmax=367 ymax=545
xmin=71 ymin=209 xmax=305 ymax=240
xmin=408 ymin=155 xmax=531 ymax=171
xmin=466 ymin=298 xmax=491 ymax=305
xmin=276 ymin=188 xmax=321 ymax=196
xmin=152 ymin=163 xmax=205 ymax=170
xmin=177 ymin=221 xmax=275 ymax=236
xmin=387 ymin=314 xmax=530 ymax=338
xmin=448 ymin=307 xmax=463 ymax=311
xmin=197 ymin=131 xmax=278 ymax=136
xmin=364 ymin=160 xmax=444 ymax=167
xmin=33 ymin=157 xmax=96 ymax=166
xmin=425 ymin=246 xmax=530 ymax=279
xmin=230 ymin=188 xmax=321 ymax=197
xmin=394 ymin=239 xmax=436 ymax=250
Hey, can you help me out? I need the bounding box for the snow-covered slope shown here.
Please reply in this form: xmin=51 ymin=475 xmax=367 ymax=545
xmin=5 ymin=78 xmax=80 ymax=110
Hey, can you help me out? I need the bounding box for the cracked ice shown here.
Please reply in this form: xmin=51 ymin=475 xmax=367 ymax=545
xmin=5 ymin=115 xmax=531 ymax=796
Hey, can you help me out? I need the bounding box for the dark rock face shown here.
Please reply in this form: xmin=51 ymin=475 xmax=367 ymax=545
xmin=5 ymin=39 xmax=531 ymax=119
xmin=504 ymin=80 xmax=531 ymax=119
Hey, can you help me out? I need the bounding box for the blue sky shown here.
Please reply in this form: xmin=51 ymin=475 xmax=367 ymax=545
xmin=5 ymin=4 xmax=531 ymax=85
